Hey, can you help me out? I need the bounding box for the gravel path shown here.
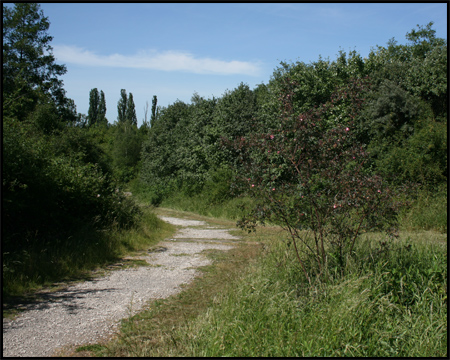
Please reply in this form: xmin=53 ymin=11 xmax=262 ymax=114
xmin=2 ymin=215 xmax=238 ymax=357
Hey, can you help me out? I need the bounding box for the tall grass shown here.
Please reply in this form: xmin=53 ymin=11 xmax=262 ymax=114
xmin=73 ymin=183 xmax=447 ymax=357
xmin=133 ymin=177 xmax=447 ymax=234
xmin=399 ymin=185 xmax=447 ymax=233
xmin=160 ymin=193 xmax=254 ymax=220
xmin=175 ymin=232 xmax=447 ymax=357
xmin=2 ymin=206 xmax=174 ymax=299
xmin=87 ymin=218 xmax=446 ymax=357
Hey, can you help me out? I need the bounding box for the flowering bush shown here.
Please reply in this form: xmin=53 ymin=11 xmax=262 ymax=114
xmin=227 ymin=78 xmax=410 ymax=284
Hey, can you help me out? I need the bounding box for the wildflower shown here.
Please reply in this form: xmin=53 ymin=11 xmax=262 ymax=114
xmin=345 ymin=127 xmax=350 ymax=132
xmin=272 ymin=188 xmax=276 ymax=191
xmin=97 ymin=194 xmax=100 ymax=198
xmin=251 ymin=184 xmax=255 ymax=187
xmin=270 ymin=135 xmax=274 ymax=139
xmin=377 ymin=190 xmax=381 ymax=193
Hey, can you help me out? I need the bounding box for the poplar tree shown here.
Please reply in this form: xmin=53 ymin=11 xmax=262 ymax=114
xmin=117 ymin=89 xmax=127 ymax=123
xmin=88 ymin=88 xmax=99 ymax=126
xmin=126 ymin=92 xmax=137 ymax=126
xmin=150 ymin=95 xmax=157 ymax=127
xmin=98 ymin=90 xmax=107 ymax=125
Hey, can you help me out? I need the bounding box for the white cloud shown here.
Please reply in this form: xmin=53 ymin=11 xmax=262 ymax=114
xmin=53 ymin=45 xmax=262 ymax=76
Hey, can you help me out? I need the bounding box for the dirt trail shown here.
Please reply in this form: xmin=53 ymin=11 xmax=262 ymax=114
xmin=2 ymin=212 xmax=240 ymax=357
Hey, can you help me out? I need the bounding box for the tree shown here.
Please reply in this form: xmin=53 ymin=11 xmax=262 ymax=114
xmin=98 ymin=90 xmax=107 ymax=125
xmin=365 ymin=22 xmax=447 ymax=120
xmin=88 ymin=88 xmax=99 ymax=127
xmin=143 ymin=100 xmax=149 ymax=125
xmin=3 ymin=3 xmax=73 ymax=121
xmin=150 ymin=95 xmax=158 ymax=127
xmin=117 ymin=89 xmax=127 ymax=123
xmin=126 ymin=92 xmax=137 ymax=126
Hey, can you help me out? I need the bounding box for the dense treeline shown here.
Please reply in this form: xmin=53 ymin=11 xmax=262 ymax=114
xmin=137 ymin=22 xmax=447 ymax=207
xmin=2 ymin=3 xmax=150 ymax=294
xmin=2 ymin=2 xmax=447 ymax=294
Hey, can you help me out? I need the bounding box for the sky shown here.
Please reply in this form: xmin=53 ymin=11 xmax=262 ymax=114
xmin=23 ymin=3 xmax=448 ymax=126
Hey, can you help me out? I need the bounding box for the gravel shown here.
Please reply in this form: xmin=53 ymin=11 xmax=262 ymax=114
xmin=2 ymin=215 xmax=237 ymax=357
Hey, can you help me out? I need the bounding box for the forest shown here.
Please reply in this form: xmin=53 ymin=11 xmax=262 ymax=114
xmin=2 ymin=4 xmax=447 ymax=351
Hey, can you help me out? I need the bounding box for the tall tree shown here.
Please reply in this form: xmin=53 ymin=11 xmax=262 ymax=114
xmin=150 ymin=95 xmax=158 ymax=127
xmin=3 ymin=3 xmax=73 ymax=121
xmin=87 ymin=88 xmax=99 ymax=127
xmin=98 ymin=90 xmax=107 ymax=125
xmin=117 ymin=89 xmax=127 ymax=123
xmin=126 ymin=92 xmax=137 ymax=126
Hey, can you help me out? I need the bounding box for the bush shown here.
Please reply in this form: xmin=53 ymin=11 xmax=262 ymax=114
xmin=372 ymin=120 xmax=447 ymax=186
xmin=227 ymin=78 xmax=410 ymax=283
xmin=203 ymin=166 xmax=235 ymax=205
xmin=3 ymin=117 xmax=141 ymax=254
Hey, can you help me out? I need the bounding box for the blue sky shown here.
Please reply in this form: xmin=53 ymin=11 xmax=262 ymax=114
xmin=32 ymin=2 xmax=448 ymax=126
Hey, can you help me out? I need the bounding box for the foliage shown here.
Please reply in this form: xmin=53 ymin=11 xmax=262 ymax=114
xmin=112 ymin=121 xmax=142 ymax=179
xmin=98 ymin=90 xmax=107 ymax=124
xmin=87 ymin=88 xmax=107 ymax=127
xmin=139 ymin=84 xmax=261 ymax=201
xmin=3 ymin=116 xmax=139 ymax=246
xmin=126 ymin=92 xmax=137 ymax=126
xmin=140 ymin=99 xmax=193 ymax=200
xmin=138 ymin=24 xmax=446 ymax=211
xmin=117 ymin=89 xmax=127 ymax=123
xmin=227 ymin=77 xmax=411 ymax=283
xmin=88 ymin=88 xmax=99 ymax=126
xmin=365 ymin=22 xmax=447 ymax=120
xmin=150 ymin=95 xmax=158 ymax=127
xmin=2 ymin=2 xmax=76 ymax=122
xmin=372 ymin=119 xmax=447 ymax=186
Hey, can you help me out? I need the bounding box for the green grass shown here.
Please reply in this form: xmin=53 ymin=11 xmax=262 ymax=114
xmin=75 ymin=209 xmax=447 ymax=357
xmin=178 ymin=232 xmax=447 ymax=357
xmin=73 ymin=224 xmax=262 ymax=357
xmin=153 ymin=182 xmax=447 ymax=234
xmin=159 ymin=192 xmax=255 ymax=221
xmin=11 ymin=182 xmax=445 ymax=357
xmin=2 ymin=204 xmax=175 ymax=305
xmin=399 ymin=185 xmax=447 ymax=233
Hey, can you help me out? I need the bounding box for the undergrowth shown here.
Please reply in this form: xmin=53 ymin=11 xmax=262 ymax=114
xmin=2 ymin=205 xmax=174 ymax=300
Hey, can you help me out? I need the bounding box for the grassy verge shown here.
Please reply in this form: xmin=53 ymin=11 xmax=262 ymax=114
xmin=2 ymin=204 xmax=175 ymax=313
xmin=74 ymin=206 xmax=446 ymax=357
xmin=160 ymin=193 xmax=255 ymax=221
xmin=71 ymin=213 xmax=263 ymax=357
xmin=175 ymin=231 xmax=447 ymax=357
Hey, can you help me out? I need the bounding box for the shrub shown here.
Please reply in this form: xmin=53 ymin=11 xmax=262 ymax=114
xmin=227 ymin=77 xmax=411 ymax=284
